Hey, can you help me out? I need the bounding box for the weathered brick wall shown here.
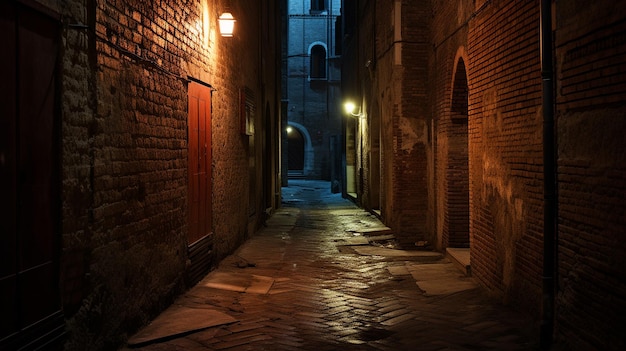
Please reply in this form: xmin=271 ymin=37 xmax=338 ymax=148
xmin=554 ymin=0 xmax=626 ymax=348
xmin=393 ymin=0 xmax=431 ymax=245
xmin=429 ymin=0 xmax=473 ymax=250
xmin=58 ymin=0 xmax=96 ymax=318
xmin=345 ymin=0 xmax=626 ymax=346
xmin=370 ymin=0 xmax=431 ymax=245
xmin=57 ymin=0 xmax=280 ymax=349
xmin=467 ymin=0 xmax=544 ymax=309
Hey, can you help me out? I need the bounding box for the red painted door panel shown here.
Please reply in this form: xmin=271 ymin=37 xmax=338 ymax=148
xmin=188 ymin=82 xmax=212 ymax=245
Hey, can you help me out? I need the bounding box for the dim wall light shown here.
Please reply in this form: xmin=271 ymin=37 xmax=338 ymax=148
xmin=218 ymin=12 xmax=236 ymax=37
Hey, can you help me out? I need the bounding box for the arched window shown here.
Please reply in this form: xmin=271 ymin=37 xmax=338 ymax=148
xmin=310 ymin=45 xmax=326 ymax=79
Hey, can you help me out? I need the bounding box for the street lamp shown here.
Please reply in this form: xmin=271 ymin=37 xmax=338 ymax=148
xmin=218 ymin=12 xmax=236 ymax=37
xmin=343 ymin=101 xmax=362 ymax=118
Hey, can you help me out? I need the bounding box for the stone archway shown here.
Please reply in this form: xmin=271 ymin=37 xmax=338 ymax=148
xmin=287 ymin=122 xmax=314 ymax=178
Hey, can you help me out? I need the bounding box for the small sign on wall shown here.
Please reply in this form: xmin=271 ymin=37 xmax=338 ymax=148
xmin=240 ymin=87 xmax=255 ymax=135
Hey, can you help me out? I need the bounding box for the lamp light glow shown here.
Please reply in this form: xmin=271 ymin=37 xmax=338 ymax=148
xmin=343 ymin=101 xmax=363 ymax=118
xmin=344 ymin=101 xmax=356 ymax=115
xmin=218 ymin=12 xmax=236 ymax=37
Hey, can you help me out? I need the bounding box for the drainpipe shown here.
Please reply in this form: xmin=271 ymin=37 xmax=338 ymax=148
xmin=540 ymin=0 xmax=556 ymax=349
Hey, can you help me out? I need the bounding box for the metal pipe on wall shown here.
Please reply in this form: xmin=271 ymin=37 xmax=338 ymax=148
xmin=540 ymin=0 xmax=557 ymax=349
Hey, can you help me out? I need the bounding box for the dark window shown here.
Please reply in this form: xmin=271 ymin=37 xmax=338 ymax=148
xmin=311 ymin=0 xmax=326 ymax=12
xmin=310 ymin=45 xmax=326 ymax=79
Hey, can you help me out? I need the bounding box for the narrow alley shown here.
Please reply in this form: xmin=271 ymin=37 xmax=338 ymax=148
xmin=122 ymin=180 xmax=537 ymax=351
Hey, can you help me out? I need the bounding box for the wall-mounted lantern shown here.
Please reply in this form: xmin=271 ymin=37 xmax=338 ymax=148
xmin=218 ymin=12 xmax=236 ymax=37
xmin=343 ymin=101 xmax=362 ymax=118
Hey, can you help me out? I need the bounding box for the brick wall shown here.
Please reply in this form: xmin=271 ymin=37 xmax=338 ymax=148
xmin=365 ymin=0 xmax=431 ymax=245
xmin=56 ymin=0 xmax=281 ymax=349
xmin=467 ymin=0 xmax=544 ymax=308
xmin=554 ymin=0 xmax=626 ymax=349
xmin=345 ymin=0 xmax=626 ymax=347
xmin=393 ymin=1 xmax=431 ymax=245
xmin=429 ymin=0 xmax=473 ymax=250
xmin=59 ymin=0 xmax=96 ymax=317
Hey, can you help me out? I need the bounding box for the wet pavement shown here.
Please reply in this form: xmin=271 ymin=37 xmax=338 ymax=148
xmin=123 ymin=180 xmax=538 ymax=350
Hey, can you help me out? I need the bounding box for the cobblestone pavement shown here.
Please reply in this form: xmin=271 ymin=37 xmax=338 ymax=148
xmin=124 ymin=180 xmax=538 ymax=350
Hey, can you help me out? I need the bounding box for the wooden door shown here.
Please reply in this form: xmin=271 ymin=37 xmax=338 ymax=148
xmin=0 ymin=3 xmax=19 ymax=339
xmin=1 ymin=2 xmax=64 ymax=348
xmin=188 ymin=82 xmax=212 ymax=245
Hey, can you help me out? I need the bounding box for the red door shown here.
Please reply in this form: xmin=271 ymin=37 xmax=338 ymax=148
xmin=188 ymin=82 xmax=213 ymax=245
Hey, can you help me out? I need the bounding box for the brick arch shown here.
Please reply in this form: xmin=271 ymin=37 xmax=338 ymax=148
xmin=451 ymin=58 xmax=468 ymax=117
xmin=449 ymin=46 xmax=469 ymax=116
xmin=443 ymin=53 xmax=470 ymax=249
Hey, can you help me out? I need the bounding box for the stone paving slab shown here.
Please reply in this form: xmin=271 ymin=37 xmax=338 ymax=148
xmin=336 ymin=236 xmax=370 ymax=245
xmin=405 ymin=262 xmax=477 ymax=295
xmin=127 ymin=306 xmax=237 ymax=347
xmin=416 ymin=278 xmax=478 ymax=296
xmin=352 ymin=245 xmax=443 ymax=259
xmin=203 ymin=272 xmax=275 ymax=294
xmin=353 ymin=227 xmax=393 ymax=235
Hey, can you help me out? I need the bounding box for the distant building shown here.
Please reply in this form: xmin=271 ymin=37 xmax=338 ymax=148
xmin=283 ymin=0 xmax=342 ymax=183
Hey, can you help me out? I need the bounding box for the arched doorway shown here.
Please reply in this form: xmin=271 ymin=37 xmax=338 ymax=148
xmin=446 ymin=57 xmax=470 ymax=248
xmin=286 ymin=122 xmax=314 ymax=179
xmin=287 ymin=126 xmax=304 ymax=175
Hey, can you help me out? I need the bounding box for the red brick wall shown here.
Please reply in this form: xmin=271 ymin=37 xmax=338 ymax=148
xmin=368 ymin=0 xmax=431 ymax=245
xmin=347 ymin=0 xmax=626 ymax=346
xmin=467 ymin=0 xmax=544 ymax=308
xmin=430 ymin=0 xmax=473 ymax=250
xmin=554 ymin=1 xmax=626 ymax=349
xmin=57 ymin=0 xmax=281 ymax=348
xmin=59 ymin=0 xmax=96 ymax=317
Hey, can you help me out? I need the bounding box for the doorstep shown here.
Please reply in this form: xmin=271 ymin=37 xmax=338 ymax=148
xmin=445 ymin=247 xmax=471 ymax=276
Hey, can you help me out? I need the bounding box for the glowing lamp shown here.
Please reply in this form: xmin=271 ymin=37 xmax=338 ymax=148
xmin=344 ymin=101 xmax=357 ymax=115
xmin=218 ymin=12 xmax=236 ymax=37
